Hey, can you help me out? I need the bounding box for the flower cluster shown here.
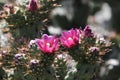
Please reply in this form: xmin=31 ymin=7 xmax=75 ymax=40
xmin=32 ymin=25 xmax=111 ymax=65
xmin=0 ymin=25 xmax=111 ymax=80
xmin=0 ymin=0 xmax=113 ymax=79
xmin=1 ymin=0 xmax=40 ymax=16
xmin=34 ymin=25 xmax=97 ymax=53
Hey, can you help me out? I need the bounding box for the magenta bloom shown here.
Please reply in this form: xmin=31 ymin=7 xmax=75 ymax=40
xmin=60 ymin=29 xmax=80 ymax=48
xmin=35 ymin=34 xmax=59 ymax=54
xmin=83 ymin=25 xmax=94 ymax=37
xmin=27 ymin=0 xmax=39 ymax=12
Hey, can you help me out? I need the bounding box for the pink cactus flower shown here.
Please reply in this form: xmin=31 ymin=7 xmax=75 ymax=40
xmin=83 ymin=25 xmax=94 ymax=37
xmin=35 ymin=34 xmax=59 ymax=54
xmin=60 ymin=29 xmax=80 ymax=48
xmin=27 ymin=0 xmax=39 ymax=12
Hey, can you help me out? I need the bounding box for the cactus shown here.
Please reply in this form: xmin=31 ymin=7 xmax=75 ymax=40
xmin=54 ymin=56 xmax=67 ymax=80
